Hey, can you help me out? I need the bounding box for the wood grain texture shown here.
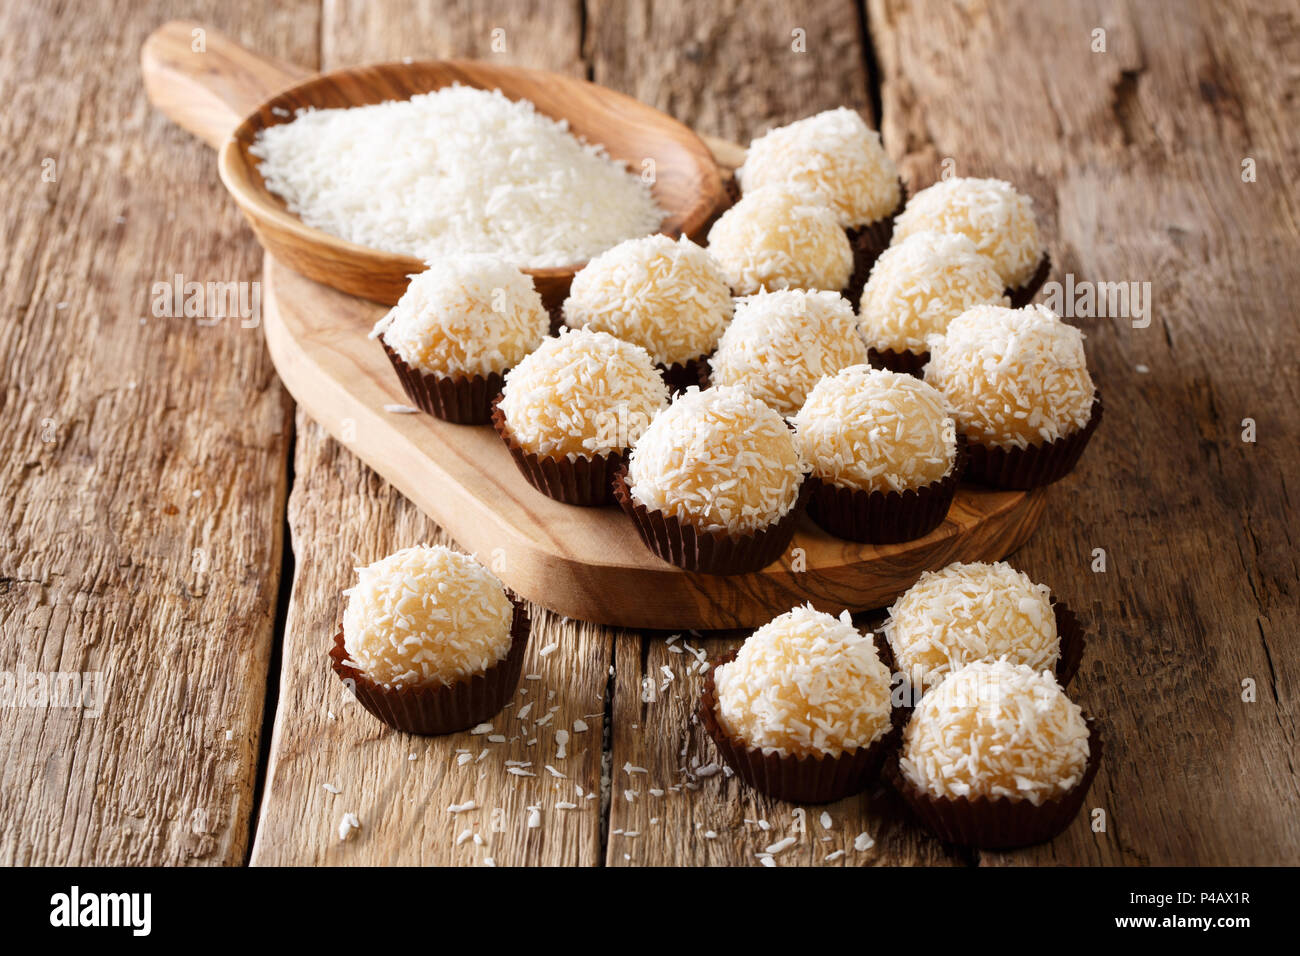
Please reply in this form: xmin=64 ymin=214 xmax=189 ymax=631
xmin=868 ymin=0 xmax=1300 ymax=865
xmin=249 ymin=0 xmax=615 ymax=867
xmin=0 ymin=0 xmax=316 ymax=865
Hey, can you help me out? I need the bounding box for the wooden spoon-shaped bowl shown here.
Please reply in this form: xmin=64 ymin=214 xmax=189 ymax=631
xmin=144 ymin=22 xmax=724 ymax=309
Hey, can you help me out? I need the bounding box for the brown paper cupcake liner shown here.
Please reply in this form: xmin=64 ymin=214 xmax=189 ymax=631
xmin=699 ymin=650 xmax=902 ymax=804
xmin=611 ymin=466 xmax=811 ymax=575
xmin=887 ymin=717 xmax=1104 ymax=849
xmin=868 ymin=346 xmax=929 ymax=376
xmin=844 ymin=180 xmax=907 ymax=310
xmin=380 ymin=341 xmax=502 ymax=425
xmin=490 ymin=397 xmax=623 ymax=507
xmin=806 ymin=441 xmax=965 ymax=545
xmin=658 ymin=355 xmax=711 ymax=394
xmin=964 ymin=394 xmax=1103 ymax=489
xmin=1007 ymin=252 xmax=1052 ymax=308
xmin=329 ymin=600 xmax=530 ymax=735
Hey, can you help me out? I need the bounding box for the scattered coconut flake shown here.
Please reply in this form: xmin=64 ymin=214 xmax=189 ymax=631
xmin=448 ymin=801 xmax=477 ymax=814
xmin=854 ymin=831 xmax=876 ymax=852
xmin=470 ymin=723 xmax=493 ymax=735
xmin=383 ymin=403 xmax=420 ymax=414
xmin=766 ymin=837 xmax=797 ymax=855
xmin=337 ymin=812 xmax=360 ymax=841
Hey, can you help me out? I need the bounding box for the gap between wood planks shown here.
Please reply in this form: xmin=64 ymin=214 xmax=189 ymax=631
xmin=240 ymin=0 xmax=956 ymax=868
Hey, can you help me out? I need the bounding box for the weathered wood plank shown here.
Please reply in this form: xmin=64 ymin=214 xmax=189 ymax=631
xmin=249 ymin=0 xmax=615 ymax=866
xmin=591 ymin=0 xmax=966 ymax=866
xmin=869 ymin=0 xmax=1300 ymax=865
xmin=0 ymin=0 xmax=315 ymax=865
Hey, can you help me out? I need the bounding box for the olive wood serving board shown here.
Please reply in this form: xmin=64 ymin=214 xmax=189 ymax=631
xmin=147 ymin=21 xmax=1047 ymax=628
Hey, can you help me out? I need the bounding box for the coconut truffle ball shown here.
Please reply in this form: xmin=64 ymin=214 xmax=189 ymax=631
xmin=627 ymin=385 xmax=805 ymax=535
xmin=859 ymin=231 xmax=1010 ymax=354
xmin=900 ymin=659 xmax=1090 ymax=804
xmin=342 ymin=545 xmax=514 ymax=688
xmin=498 ymin=328 xmax=669 ymax=459
xmin=885 ymin=561 xmax=1058 ymax=692
xmin=714 ymin=604 xmax=893 ymax=757
xmin=709 ymin=290 xmax=869 ymax=416
xmin=737 ymin=108 xmax=901 ymax=228
xmin=924 ymin=304 xmax=1095 ymax=449
xmin=370 ymin=254 xmax=549 ymax=376
xmin=562 ymin=234 xmax=733 ymax=368
xmin=707 ymin=186 xmax=853 ymax=295
xmin=891 ymin=178 xmax=1042 ymax=289
xmin=794 ymin=366 xmax=957 ymax=494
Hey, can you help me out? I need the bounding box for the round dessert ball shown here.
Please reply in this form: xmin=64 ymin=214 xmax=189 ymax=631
xmin=498 ymin=327 xmax=669 ymax=459
xmin=342 ymin=545 xmax=514 ymax=688
xmin=793 ymin=365 xmax=957 ymax=494
xmin=737 ymin=108 xmax=901 ymax=228
xmin=891 ymin=178 xmax=1042 ymax=289
xmin=885 ymin=561 xmax=1058 ymax=692
xmin=562 ymin=234 xmax=733 ymax=368
xmin=859 ymin=230 xmax=1009 ymax=355
xmin=370 ymin=254 xmax=549 ymax=376
xmin=924 ymin=304 xmax=1095 ymax=448
xmin=709 ymin=289 xmax=869 ymax=416
xmin=714 ymin=604 xmax=893 ymax=757
xmin=900 ymin=659 xmax=1090 ymax=804
xmin=707 ymin=186 xmax=853 ymax=295
xmin=627 ymin=384 xmax=805 ymax=535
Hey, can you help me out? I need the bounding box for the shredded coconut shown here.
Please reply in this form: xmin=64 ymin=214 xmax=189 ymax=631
xmin=714 ymin=604 xmax=893 ymax=757
xmin=709 ymin=289 xmax=869 ymax=416
xmin=252 ymin=86 xmax=664 ymax=268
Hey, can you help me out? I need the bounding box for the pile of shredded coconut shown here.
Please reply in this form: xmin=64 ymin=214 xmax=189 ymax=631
xmin=707 ymin=186 xmax=852 ymax=295
xmin=714 ymin=604 xmax=893 ymax=757
xmin=924 ymin=304 xmax=1095 ymax=448
xmin=369 ymin=255 xmax=549 ymax=376
xmin=562 ymin=235 xmax=733 ymax=367
xmin=859 ymin=230 xmax=1009 ymax=353
xmin=251 ymin=86 xmax=665 ymax=268
xmin=498 ymin=327 xmax=669 ymax=459
xmin=709 ymin=289 xmax=868 ymax=416
xmin=900 ymin=659 xmax=1090 ymax=804
xmin=627 ymin=385 xmax=805 ymax=534
xmin=885 ymin=561 xmax=1059 ymax=692
xmin=891 ymin=177 xmax=1042 ymax=288
xmin=737 ymin=108 xmax=901 ymax=228
xmin=342 ymin=545 xmax=514 ymax=688
xmin=793 ymin=365 xmax=957 ymax=493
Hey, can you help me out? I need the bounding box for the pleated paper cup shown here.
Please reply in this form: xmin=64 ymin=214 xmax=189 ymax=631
xmin=329 ymin=600 xmax=530 ymax=736
xmin=611 ymin=466 xmax=811 ymax=575
xmin=380 ymin=341 xmax=503 ymax=425
xmin=658 ymin=355 xmax=711 ymax=395
xmin=699 ymin=651 xmax=901 ymax=804
xmin=964 ymin=394 xmax=1103 ymax=490
xmin=868 ymin=346 xmax=929 ymax=376
xmin=806 ymin=442 xmax=965 ymax=545
xmin=1007 ymin=252 xmax=1052 ymax=308
xmin=887 ymin=717 xmax=1104 ymax=849
xmin=491 ymin=397 xmax=623 ymax=507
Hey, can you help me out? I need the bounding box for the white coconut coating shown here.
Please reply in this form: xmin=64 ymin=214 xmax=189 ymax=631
xmin=924 ymin=304 xmax=1095 ymax=449
xmin=900 ymin=659 xmax=1090 ymax=805
xmin=342 ymin=545 xmax=514 ymax=688
xmin=859 ymin=230 xmax=1010 ymax=354
xmin=370 ymin=254 xmax=550 ymax=376
xmin=627 ymin=385 xmax=805 ymax=535
xmin=498 ymin=327 xmax=670 ymax=459
xmin=885 ymin=561 xmax=1059 ymax=693
xmin=714 ymin=604 xmax=893 ymax=757
xmin=737 ymin=108 xmax=901 ymax=228
xmin=562 ymin=234 xmax=733 ymax=367
xmin=707 ymin=186 xmax=853 ymax=295
xmin=891 ymin=178 xmax=1043 ymax=288
xmin=709 ymin=289 xmax=869 ymax=416
xmin=793 ymin=366 xmax=957 ymax=494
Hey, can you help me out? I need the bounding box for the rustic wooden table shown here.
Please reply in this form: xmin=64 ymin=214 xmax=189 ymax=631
xmin=2 ymin=0 xmax=1296 ymax=867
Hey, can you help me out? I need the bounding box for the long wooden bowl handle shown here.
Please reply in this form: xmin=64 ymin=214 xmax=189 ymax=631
xmin=141 ymin=20 xmax=312 ymax=149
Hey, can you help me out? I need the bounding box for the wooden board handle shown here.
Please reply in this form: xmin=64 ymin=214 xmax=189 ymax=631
xmin=141 ymin=20 xmax=311 ymax=149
